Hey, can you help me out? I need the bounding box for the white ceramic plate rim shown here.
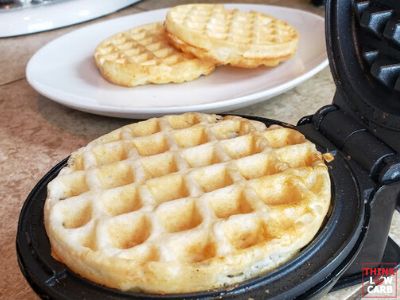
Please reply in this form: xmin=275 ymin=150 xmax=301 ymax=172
xmin=26 ymin=4 xmax=328 ymax=117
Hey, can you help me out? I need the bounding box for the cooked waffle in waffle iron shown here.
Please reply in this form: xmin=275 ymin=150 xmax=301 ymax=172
xmin=45 ymin=113 xmax=330 ymax=293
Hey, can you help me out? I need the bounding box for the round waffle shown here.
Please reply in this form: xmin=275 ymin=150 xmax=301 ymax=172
xmin=44 ymin=113 xmax=331 ymax=294
xmin=165 ymin=4 xmax=299 ymax=68
xmin=94 ymin=23 xmax=216 ymax=87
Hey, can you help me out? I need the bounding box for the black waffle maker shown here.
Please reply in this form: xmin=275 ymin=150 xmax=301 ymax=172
xmin=16 ymin=0 xmax=400 ymax=299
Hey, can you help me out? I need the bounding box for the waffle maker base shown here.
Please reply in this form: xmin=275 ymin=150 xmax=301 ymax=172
xmin=17 ymin=0 xmax=400 ymax=297
xmin=17 ymin=116 xmax=371 ymax=300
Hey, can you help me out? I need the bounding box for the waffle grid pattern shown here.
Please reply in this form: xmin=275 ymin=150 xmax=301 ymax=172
xmin=96 ymin=23 xmax=190 ymax=67
xmin=48 ymin=114 xmax=326 ymax=263
xmin=354 ymin=0 xmax=400 ymax=92
xmin=177 ymin=5 xmax=294 ymax=45
xmin=165 ymin=4 xmax=299 ymax=67
xmin=45 ymin=113 xmax=330 ymax=293
xmin=94 ymin=23 xmax=215 ymax=86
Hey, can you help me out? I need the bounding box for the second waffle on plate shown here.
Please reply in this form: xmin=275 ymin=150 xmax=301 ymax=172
xmin=165 ymin=4 xmax=299 ymax=68
xmin=94 ymin=22 xmax=216 ymax=87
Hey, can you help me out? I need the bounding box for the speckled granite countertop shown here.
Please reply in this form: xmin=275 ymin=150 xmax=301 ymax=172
xmin=0 ymin=1 xmax=399 ymax=299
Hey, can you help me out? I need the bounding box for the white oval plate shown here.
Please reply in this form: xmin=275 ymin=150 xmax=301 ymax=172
xmin=26 ymin=4 xmax=328 ymax=119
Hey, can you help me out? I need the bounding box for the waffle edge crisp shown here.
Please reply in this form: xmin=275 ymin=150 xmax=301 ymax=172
xmin=44 ymin=113 xmax=330 ymax=294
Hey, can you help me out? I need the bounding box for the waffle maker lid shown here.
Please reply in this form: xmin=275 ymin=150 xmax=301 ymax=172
xmin=326 ymin=0 xmax=400 ymax=148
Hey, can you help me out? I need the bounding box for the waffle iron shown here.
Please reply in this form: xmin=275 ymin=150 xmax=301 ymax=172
xmin=16 ymin=0 xmax=400 ymax=299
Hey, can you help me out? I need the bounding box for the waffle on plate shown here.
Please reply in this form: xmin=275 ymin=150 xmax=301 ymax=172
xmin=165 ymin=4 xmax=299 ymax=68
xmin=94 ymin=22 xmax=216 ymax=87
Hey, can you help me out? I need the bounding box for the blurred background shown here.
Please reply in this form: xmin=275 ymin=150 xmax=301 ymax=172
xmin=0 ymin=0 xmax=325 ymax=38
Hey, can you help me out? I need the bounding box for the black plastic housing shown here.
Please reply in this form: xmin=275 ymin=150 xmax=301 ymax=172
xmin=324 ymin=0 xmax=400 ymax=277
xmin=326 ymin=0 xmax=400 ymax=151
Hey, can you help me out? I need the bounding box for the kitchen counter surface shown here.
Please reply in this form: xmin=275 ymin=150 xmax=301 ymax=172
xmin=1 ymin=1 xmax=398 ymax=299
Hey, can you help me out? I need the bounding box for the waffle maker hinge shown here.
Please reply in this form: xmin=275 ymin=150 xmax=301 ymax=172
xmin=298 ymin=98 xmax=400 ymax=282
xmin=310 ymin=103 xmax=400 ymax=185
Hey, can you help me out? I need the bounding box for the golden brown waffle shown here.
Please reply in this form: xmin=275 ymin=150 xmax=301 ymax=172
xmin=165 ymin=4 xmax=299 ymax=68
xmin=94 ymin=23 xmax=216 ymax=87
xmin=44 ymin=113 xmax=331 ymax=294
